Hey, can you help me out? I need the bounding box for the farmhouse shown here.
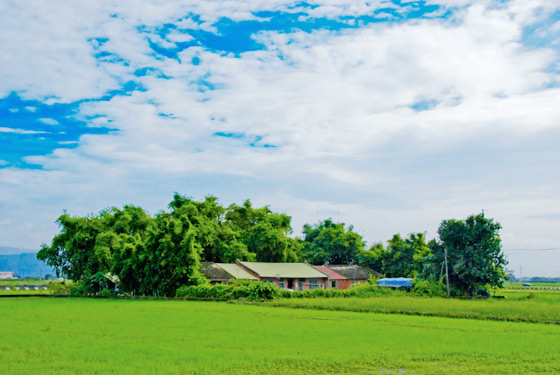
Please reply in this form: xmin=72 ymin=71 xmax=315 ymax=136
xmin=199 ymin=261 xmax=381 ymax=291
xmin=235 ymin=261 xmax=328 ymax=291
xmin=0 ymin=271 xmax=16 ymax=280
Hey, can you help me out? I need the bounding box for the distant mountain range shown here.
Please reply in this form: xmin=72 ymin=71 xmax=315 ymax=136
xmin=0 ymin=247 xmax=54 ymax=277
xmin=0 ymin=246 xmax=37 ymax=255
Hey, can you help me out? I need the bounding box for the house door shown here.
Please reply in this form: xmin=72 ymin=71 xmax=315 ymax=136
xmin=287 ymin=279 xmax=294 ymax=289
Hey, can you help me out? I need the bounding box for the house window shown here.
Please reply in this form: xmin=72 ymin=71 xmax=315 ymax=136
xmin=331 ymin=280 xmax=338 ymax=289
xmin=279 ymin=282 xmax=285 ymax=289
xmin=309 ymin=279 xmax=319 ymax=290
xmin=263 ymin=279 xmax=275 ymax=284
xmin=298 ymin=282 xmax=304 ymax=291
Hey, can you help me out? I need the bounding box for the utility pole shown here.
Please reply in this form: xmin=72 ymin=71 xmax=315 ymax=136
xmin=444 ymin=247 xmax=450 ymax=298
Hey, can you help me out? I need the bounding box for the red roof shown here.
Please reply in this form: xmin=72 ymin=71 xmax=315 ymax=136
xmin=313 ymin=265 xmax=347 ymax=280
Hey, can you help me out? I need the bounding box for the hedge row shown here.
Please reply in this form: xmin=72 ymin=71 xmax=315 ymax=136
xmin=50 ymin=279 xmax=447 ymax=300
xmin=176 ymin=280 xmax=281 ymax=300
xmin=174 ymin=280 xmax=419 ymax=300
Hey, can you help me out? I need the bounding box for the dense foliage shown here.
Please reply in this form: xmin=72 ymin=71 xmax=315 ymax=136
xmin=366 ymin=233 xmax=432 ymax=278
xmin=367 ymin=214 xmax=507 ymax=296
xmin=175 ymin=278 xmax=404 ymax=300
xmin=37 ymin=193 xmax=507 ymax=297
xmin=176 ymin=279 xmax=282 ymax=300
xmin=426 ymin=213 xmax=508 ymax=296
xmin=38 ymin=194 xmax=301 ymax=296
xmin=301 ymin=219 xmax=364 ymax=264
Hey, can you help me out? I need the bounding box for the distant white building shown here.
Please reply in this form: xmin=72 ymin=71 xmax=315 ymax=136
xmin=0 ymin=271 xmax=16 ymax=280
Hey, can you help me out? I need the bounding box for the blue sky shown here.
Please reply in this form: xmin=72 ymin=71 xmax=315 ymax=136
xmin=1 ymin=0 xmax=559 ymax=276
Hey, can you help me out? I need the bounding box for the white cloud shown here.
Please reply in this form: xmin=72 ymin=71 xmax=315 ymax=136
xmin=39 ymin=118 xmax=59 ymax=125
xmin=1 ymin=0 xmax=560 ymax=275
xmin=0 ymin=127 xmax=47 ymax=134
xmin=166 ymin=31 xmax=194 ymax=43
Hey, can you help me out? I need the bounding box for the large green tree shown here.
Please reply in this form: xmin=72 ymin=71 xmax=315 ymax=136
xmin=358 ymin=242 xmax=386 ymax=272
xmin=168 ymin=194 xmax=255 ymax=263
xmin=37 ymin=205 xmax=153 ymax=294
xmin=429 ymin=213 xmax=508 ymax=296
xmin=301 ymin=219 xmax=364 ymax=265
xmin=225 ymin=200 xmax=301 ymax=262
xmin=381 ymin=233 xmax=432 ymax=278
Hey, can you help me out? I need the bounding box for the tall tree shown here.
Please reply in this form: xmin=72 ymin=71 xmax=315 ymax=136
xmin=226 ymin=200 xmax=301 ymax=262
xmin=301 ymin=219 xmax=364 ymax=265
xmin=381 ymin=233 xmax=432 ymax=278
xmin=358 ymin=243 xmax=386 ymax=272
xmin=139 ymin=212 xmax=204 ymax=296
xmin=431 ymin=213 xmax=507 ymax=296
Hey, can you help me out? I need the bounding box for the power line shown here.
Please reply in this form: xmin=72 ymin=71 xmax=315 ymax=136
xmin=504 ymin=247 xmax=560 ymax=255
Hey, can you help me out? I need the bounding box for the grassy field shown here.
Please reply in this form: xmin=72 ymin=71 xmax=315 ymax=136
xmin=0 ymin=278 xmax=49 ymax=286
xmin=263 ymin=290 xmax=560 ymax=323
xmin=0 ymin=279 xmax=50 ymax=295
xmin=0 ymin=289 xmax=48 ymax=295
xmin=503 ymin=282 xmax=560 ymax=288
xmin=1 ymin=297 xmax=560 ymax=374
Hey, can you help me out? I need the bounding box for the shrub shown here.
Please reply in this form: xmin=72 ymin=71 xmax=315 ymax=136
xmin=48 ymin=281 xmax=72 ymax=295
xmin=176 ymin=284 xmax=216 ymax=298
xmin=349 ymin=282 xmax=399 ymax=297
xmin=280 ymin=289 xmax=293 ymax=298
xmin=175 ymin=281 xmax=281 ymax=301
xmin=412 ymin=280 xmax=448 ymax=297
xmin=294 ymin=290 xmax=305 ymax=298
xmin=311 ymin=288 xmax=326 ymax=297
xmin=99 ymin=288 xmax=113 ymax=297
xmin=246 ymin=281 xmax=281 ymax=300
xmin=69 ymin=281 xmax=89 ymax=296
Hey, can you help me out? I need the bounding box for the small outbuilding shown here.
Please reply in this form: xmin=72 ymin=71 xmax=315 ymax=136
xmin=0 ymin=271 xmax=16 ymax=280
xmin=313 ymin=265 xmax=348 ymax=289
xmin=322 ymin=265 xmax=382 ymax=289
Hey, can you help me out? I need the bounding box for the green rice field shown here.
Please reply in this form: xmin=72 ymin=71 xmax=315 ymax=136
xmin=1 ymin=297 xmax=560 ymax=374
xmin=503 ymin=282 xmax=560 ymax=289
xmin=0 ymin=279 xmax=50 ymax=295
xmin=263 ymin=291 xmax=560 ymax=323
xmin=0 ymin=289 xmax=47 ymax=295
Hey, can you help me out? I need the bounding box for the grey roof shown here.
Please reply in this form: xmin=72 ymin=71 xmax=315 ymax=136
xmin=217 ymin=263 xmax=258 ymax=280
xmin=237 ymin=261 xmax=328 ymax=279
xmin=200 ymin=262 xmax=258 ymax=281
xmin=200 ymin=262 xmax=233 ymax=281
xmin=325 ymin=265 xmax=383 ymax=280
xmin=103 ymin=272 xmax=121 ymax=284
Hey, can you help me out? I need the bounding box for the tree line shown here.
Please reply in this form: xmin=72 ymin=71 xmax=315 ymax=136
xmin=37 ymin=193 xmax=507 ymax=297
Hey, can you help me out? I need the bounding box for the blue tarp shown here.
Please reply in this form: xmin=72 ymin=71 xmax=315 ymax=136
xmin=378 ymin=277 xmax=414 ymax=287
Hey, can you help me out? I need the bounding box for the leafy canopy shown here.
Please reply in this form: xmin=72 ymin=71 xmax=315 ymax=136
xmin=37 ymin=194 xmax=303 ymax=296
xmin=301 ymin=219 xmax=365 ymax=265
